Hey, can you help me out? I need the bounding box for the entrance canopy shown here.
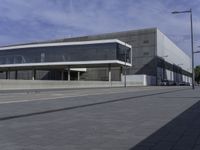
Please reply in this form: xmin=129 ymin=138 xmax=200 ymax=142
xmin=0 ymin=39 xmax=132 ymax=71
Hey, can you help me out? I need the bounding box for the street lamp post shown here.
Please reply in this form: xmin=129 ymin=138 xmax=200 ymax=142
xmin=172 ymin=8 xmax=195 ymax=89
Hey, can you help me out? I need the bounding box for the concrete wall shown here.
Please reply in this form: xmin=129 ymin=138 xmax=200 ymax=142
xmin=122 ymin=75 xmax=156 ymax=86
xmin=0 ymin=75 xmax=156 ymax=90
xmin=57 ymin=28 xmax=157 ymax=76
xmin=0 ymin=28 xmax=192 ymax=86
xmin=156 ymin=29 xmax=192 ymax=73
xmin=156 ymin=29 xmax=192 ymax=84
xmin=40 ymin=28 xmax=191 ymax=85
xmin=0 ymin=80 xmax=122 ymax=90
xmin=0 ymin=28 xmax=158 ymax=84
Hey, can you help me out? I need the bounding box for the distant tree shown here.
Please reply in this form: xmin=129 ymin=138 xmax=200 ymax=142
xmin=195 ymin=65 xmax=200 ymax=84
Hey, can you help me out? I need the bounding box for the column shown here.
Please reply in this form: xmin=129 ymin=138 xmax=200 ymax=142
xmin=77 ymin=71 xmax=80 ymax=81
xmin=120 ymin=67 xmax=123 ymax=81
xmin=6 ymin=71 xmax=9 ymax=80
xmin=124 ymin=65 xmax=127 ymax=87
xmin=67 ymin=66 xmax=70 ymax=81
xmin=163 ymin=60 xmax=166 ymax=80
xmin=108 ymin=65 xmax=111 ymax=82
xmin=32 ymin=69 xmax=36 ymax=80
xmin=15 ymin=70 xmax=18 ymax=80
xmin=61 ymin=70 xmax=64 ymax=80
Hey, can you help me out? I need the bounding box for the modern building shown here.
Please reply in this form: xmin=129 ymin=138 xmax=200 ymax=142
xmin=0 ymin=39 xmax=132 ymax=82
xmin=0 ymin=28 xmax=192 ymax=86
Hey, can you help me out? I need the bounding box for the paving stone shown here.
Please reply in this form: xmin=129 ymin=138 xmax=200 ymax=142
xmin=151 ymin=141 xmax=174 ymax=150
xmin=0 ymin=87 xmax=199 ymax=150
xmin=193 ymin=144 xmax=200 ymax=150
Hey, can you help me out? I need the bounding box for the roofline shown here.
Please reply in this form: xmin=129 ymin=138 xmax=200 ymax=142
xmin=84 ymin=27 xmax=157 ymax=38
xmin=0 ymin=39 xmax=132 ymax=51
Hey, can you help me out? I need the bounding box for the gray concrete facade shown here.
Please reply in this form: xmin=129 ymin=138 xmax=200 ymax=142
xmin=52 ymin=28 xmax=157 ymax=76
xmin=47 ymin=28 xmax=191 ymax=85
xmin=0 ymin=28 xmax=192 ymax=85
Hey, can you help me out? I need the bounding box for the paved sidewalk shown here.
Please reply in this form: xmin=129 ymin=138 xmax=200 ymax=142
xmin=130 ymin=87 xmax=200 ymax=150
xmin=0 ymin=87 xmax=199 ymax=150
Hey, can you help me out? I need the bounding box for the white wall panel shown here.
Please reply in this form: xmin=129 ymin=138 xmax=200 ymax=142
xmin=156 ymin=29 xmax=192 ymax=73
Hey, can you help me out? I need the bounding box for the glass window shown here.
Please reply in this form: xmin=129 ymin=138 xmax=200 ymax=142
xmin=0 ymin=42 xmax=131 ymax=65
xmin=117 ymin=44 xmax=131 ymax=63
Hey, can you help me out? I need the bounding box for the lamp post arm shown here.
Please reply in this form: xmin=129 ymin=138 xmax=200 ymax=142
xmin=172 ymin=10 xmax=191 ymax=14
xmin=194 ymin=51 xmax=200 ymax=53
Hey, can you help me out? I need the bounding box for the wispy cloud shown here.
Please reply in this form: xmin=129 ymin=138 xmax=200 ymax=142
xmin=0 ymin=0 xmax=199 ymax=64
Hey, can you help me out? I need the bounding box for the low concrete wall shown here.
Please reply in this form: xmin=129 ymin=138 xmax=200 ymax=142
xmin=0 ymin=80 xmax=125 ymax=90
xmin=122 ymin=75 xmax=156 ymax=86
xmin=0 ymin=75 xmax=154 ymax=90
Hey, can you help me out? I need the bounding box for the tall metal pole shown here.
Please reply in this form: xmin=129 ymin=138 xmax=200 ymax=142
xmin=190 ymin=9 xmax=195 ymax=89
xmin=172 ymin=9 xmax=195 ymax=89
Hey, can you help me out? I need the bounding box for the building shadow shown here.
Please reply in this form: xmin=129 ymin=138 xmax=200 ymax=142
xmin=129 ymin=99 xmax=200 ymax=150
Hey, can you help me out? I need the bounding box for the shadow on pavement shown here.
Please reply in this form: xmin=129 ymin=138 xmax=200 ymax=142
xmin=129 ymin=99 xmax=200 ymax=150
xmin=0 ymin=88 xmax=190 ymax=121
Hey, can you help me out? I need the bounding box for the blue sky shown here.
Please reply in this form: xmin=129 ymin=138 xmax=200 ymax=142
xmin=0 ymin=0 xmax=200 ymax=65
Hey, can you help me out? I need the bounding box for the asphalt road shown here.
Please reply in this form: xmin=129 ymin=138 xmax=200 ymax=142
xmin=0 ymin=86 xmax=200 ymax=150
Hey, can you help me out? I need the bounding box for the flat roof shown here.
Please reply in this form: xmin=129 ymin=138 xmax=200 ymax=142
xmin=0 ymin=39 xmax=132 ymax=51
